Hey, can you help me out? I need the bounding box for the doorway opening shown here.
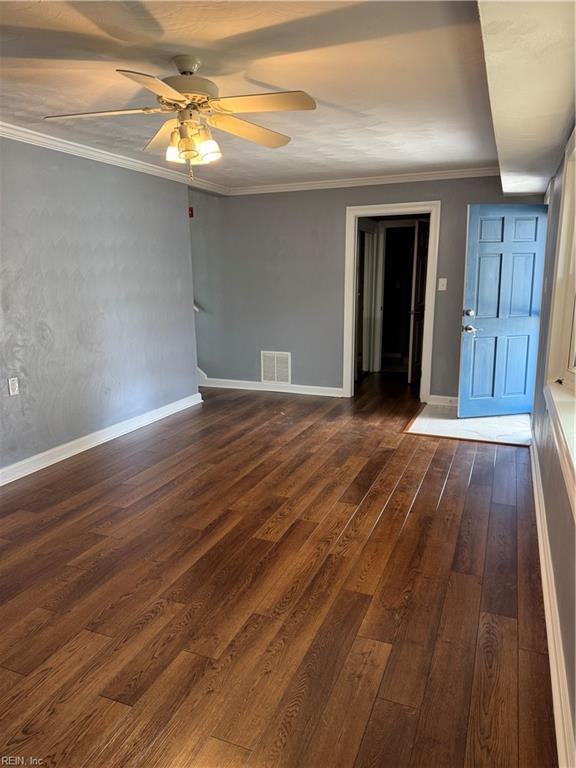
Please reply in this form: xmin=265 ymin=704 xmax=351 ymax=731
xmin=343 ymin=201 xmax=441 ymax=400
xmin=355 ymin=214 xmax=430 ymax=392
xmin=353 ymin=213 xmax=431 ymax=396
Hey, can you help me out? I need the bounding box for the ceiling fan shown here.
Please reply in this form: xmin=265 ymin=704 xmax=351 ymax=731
xmin=44 ymin=55 xmax=316 ymax=173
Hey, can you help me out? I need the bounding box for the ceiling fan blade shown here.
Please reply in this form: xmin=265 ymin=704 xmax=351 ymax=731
xmin=117 ymin=69 xmax=188 ymax=104
xmin=44 ymin=107 xmax=168 ymax=120
xmin=144 ymin=118 xmax=178 ymax=153
xmin=207 ymin=114 xmax=290 ymax=148
xmin=209 ymin=90 xmax=316 ymax=114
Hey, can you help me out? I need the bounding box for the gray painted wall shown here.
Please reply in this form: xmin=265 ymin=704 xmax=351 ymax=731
xmin=532 ymin=158 xmax=575 ymax=729
xmin=1 ymin=139 xmax=198 ymax=467
xmin=190 ymin=177 xmax=541 ymax=394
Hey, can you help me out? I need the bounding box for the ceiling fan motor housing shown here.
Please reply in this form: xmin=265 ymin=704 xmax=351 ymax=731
xmin=162 ymin=75 xmax=218 ymax=104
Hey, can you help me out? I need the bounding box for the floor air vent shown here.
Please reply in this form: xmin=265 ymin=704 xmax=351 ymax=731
xmin=261 ymin=351 xmax=291 ymax=384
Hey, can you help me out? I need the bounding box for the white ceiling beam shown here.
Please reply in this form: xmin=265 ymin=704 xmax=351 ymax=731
xmin=478 ymin=1 xmax=575 ymax=193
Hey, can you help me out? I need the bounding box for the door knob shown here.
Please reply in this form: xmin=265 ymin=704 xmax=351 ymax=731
xmin=464 ymin=308 xmax=475 ymax=317
xmin=463 ymin=325 xmax=481 ymax=333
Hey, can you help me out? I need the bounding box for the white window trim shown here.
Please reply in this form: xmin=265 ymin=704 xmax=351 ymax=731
xmin=567 ymin=282 xmax=576 ymax=377
xmin=545 ymin=130 xmax=576 ymax=388
xmin=543 ymin=128 xmax=576 ymax=509
xmin=543 ymin=384 xmax=576 ymax=511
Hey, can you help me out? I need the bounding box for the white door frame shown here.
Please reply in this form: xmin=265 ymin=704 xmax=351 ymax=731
xmin=343 ymin=200 xmax=442 ymax=400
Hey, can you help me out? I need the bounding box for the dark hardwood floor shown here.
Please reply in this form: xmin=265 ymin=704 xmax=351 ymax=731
xmin=0 ymin=375 xmax=557 ymax=767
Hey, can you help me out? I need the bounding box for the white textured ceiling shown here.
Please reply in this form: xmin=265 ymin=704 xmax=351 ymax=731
xmin=0 ymin=1 xmax=498 ymax=188
xmin=479 ymin=1 xmax=575 ymax=194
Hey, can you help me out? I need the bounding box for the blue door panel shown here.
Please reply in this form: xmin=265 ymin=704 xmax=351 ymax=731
xmin=476 ymin=254 xmax=502 ymax=317
xmin=458 ymin=204 xmax=547 ymax=418
xmin=479 ymin=216 xmax=505 ymax=242
xmin=471 ymin=337 xmax=497 ymax=398
xmin=510 ymin=253 xmax=535 ymax=317
xmin=502 ymin=335 xmax=530 ymax=396
xmin=513 ymin=216 xmax=539 ymax=241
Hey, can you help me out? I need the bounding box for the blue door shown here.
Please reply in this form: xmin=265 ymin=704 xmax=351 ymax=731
xmin=458 ymin=204 xmax=548 ymax=418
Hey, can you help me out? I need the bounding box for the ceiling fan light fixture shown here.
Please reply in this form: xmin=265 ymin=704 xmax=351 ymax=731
xmin=165 ymin=129 xmax=185 ymax=163
xmin=199 ymin=138 xmax=222 ymax=163
xmin=196 ymin=126 xmax=222 ymax=163
xmin=200 ymin=139 xmax=222 ymax=163
xmin=177 ymin=121 xmax=200 ymax=161
xmin=178 ymin=136 xmax=199 ymax=161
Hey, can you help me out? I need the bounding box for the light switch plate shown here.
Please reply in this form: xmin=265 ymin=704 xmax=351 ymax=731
xmin=438 ymin=277 xmax=448 ymax=291
xmin=8 ymin=376 xmax=19 ymax=396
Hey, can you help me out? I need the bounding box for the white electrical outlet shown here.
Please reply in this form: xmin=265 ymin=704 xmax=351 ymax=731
xmin=438 ymin=277 xmax=448 ymax=291
xmin=8 ymin=377 xmax=19 ymax=396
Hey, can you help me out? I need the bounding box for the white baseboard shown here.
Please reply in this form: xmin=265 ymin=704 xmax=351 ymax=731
xmin=197 ymin=368 xmax=456 ymax=403
xmin=197 ymin=367 xmax=345 ymax=398
xmin=530 ymin=444 xmax=575 ymax=768
xmin=423 ymin=394 xmax=458 ymax=406
xmin=0 ymin=393 xmax=203 ymax=487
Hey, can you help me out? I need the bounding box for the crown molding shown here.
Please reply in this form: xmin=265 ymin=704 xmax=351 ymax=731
xmin=0 ymin=121 xmax=500 ymax=196
xmin=0 ymin=121 xmax=229 ymax=196
xmin=227 ymin=166 xmax=501 ymax=195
